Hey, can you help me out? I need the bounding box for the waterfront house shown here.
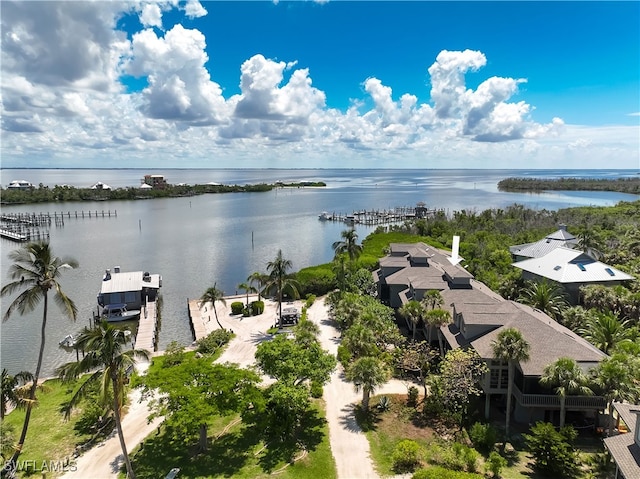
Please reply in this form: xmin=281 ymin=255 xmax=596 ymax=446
xmin=510 ymin=224 xmax=580 ymax=261
xmin=604 ymin=402 xmax=640 ymax=479
xmin=97 ymin=266 xmax=162 ymax=311
xmin=142 ymin=174 xmax=168 ymax=189
xmin=7 ymin=180 xmax=34 ymax=190
xmin=374 ymin=242 xmax=607 ymax=425
xmin=512 ymin=247 xmax=634 ymax=304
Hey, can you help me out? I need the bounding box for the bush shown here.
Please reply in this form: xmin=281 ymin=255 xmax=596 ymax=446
xmin=408 ymin=386 xmax=419 ymax=408
xmin=524 ymin=422 xmax=578 ymax=478
xmin=163 ymin=341 xmax=186 ymax=366
xmin=231 ymin=301 xmax=244 ymax=315
xmin=426 ymin=442 xmax=480 ymax=473
xmin=309 ymin=380 xmax=323 ymax=398
xmin=485 ymin=451 xmax=507 ymax=478
xmin=336 ymin=344 xmax=352 ymax=368
xmin=377 ymin=395 xmax=391 ymax=412
xmin=392 ymin=439 xmax=422 ymax=473
xmin=469 ymin=422 xmax=498 ymax=453
xmin=412 ymin=466 xmax=484 ymax=479
xmin=305 ymin=294 xmax=316 ymax=308
xmin=251 ymin=300 xmax=265 ymax=315
xmin=196 ymin=329 xmax=233 ymax=354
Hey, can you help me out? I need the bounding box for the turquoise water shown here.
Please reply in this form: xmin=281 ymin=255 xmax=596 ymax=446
xmin=1 ymin=168 xmax=638 ymax=376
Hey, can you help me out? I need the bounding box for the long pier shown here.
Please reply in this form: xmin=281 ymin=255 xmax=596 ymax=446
xmin=134 ymin=300 xmax=158 ymax=353
xmin=0 ymin=210 xmax=117 ymax=242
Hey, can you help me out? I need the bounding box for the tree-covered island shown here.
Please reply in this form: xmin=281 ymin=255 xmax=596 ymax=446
xmin=498 ymin=176 xmax=640 ymax=194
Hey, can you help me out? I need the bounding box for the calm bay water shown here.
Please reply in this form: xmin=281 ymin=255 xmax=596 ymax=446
xmin=1 ymin=168 xmax=638 ymax=377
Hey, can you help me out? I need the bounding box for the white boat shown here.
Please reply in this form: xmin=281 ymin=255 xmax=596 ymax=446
xmin=101 ymin=304 xmax=140 ymax=322
xmin=318 ymin=211 xmax=333 ymax=221
xmin=59 ymin=334 xmax=76 ymax=348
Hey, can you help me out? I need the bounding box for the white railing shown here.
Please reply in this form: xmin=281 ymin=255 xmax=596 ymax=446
xmin=513 ymin=385 xmax=606 ymax=409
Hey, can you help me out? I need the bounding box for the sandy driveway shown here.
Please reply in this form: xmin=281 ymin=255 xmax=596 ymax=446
xmin=62 ymin=295 xmax=410 ymax=479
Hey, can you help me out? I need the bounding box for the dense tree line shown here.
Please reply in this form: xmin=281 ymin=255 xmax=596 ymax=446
xmin=0 ymin=181 xmax=325 ymax=205
xmin=498 ymin=177 xmax=640 ymax=194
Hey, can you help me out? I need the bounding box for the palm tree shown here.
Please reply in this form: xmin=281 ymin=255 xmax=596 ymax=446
xmin=399 ymin=300 xmax=424 ymax=341
xmin=237 ymin=281 xmax=257 ymax=308
xmin=591 ymin=353 xmax=640 ymax=435
xmin=1 ymin=369 xmax=34 ymax=419
xmin=421 ymin=289 xmax=444 ymax=311
xmin=332 ymin=229 xmax=363 ymax=264
xmin=56 ymin=321 xmax=149 ymax=479
xmin=346 ymin=356 xmax=391 ymax=410
xmin=200 ymin=284 xmax=226 ymax=329
xmin=424 ymin=308 xmax=452 ymax=355
xmin=491 ymin=328 xmax=530 ymax=438
xmin=540 ymin=357 xmax=593 ymax=428
xmin=0 ymin=241 xmax=77 ymax=470
xmin=247 ymin=271 xmax=267 ymax=301
xmin=265 ymin=250 xmax=300 ymax=328
xmin=579 ymin=311 xmax=633 ymax=354
xmin=518 ymin=279 xmax=568 ymax=321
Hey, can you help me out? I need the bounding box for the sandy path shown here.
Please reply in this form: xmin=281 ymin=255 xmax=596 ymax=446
xmin=62 ymin=295 xmax=411 ymax=478
xmin=306 ymin=297 xmax=410 ymax=479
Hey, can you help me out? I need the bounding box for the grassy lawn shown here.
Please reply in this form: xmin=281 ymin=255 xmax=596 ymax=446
xmin=0 ymin=378 xmax=93 ymax=477
xmin=129 ymin=400 xmax=336 ymax=479
xmin=359 ymin=394 xmax=607 ymax=479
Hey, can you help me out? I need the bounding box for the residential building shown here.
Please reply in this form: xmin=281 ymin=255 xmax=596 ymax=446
xmin=374 ymin=242 xmax=607 ymax=425
xmin=142 ymin=174 xmax=168 ymax=189
xmin=97 ymin=266 xmax=162 ymax=311
xmin=604 ymin=402 xmax=640 ymax=479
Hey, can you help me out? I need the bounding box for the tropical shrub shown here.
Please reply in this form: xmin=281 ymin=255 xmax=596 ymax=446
xmin=469 ymin=421 xmax=498 ymax=453
xmin=196 ymin=329 xmax=233 ymax=355
xmin=485 ymin=451 xmax=507 ymax=478
xmin=524 ymin=422 xmax=578 ymax=477
xmin=407 ymin=386 xmax=419 ymax=408
xmin=392 ymin=439 xmax=422 ymax=473
xmin=337 ymin=344 xmax=352 ymax=368
xmin=377 ymin=395 xmax=391 ymax=412
xmin=426 ymin=442 xmax=480 ymax=473
xmin=305 ymin=294 xmax=316 ymax=307
xmin=309 ymin=380 xmax=323 ymax=398
xmin=251 ymin=300 xmax=265 ymax=315
xmin=231 ymin=301 xmax=244 ymax=315
xmin=295 ymin=265 xmax=336 ymax=296
xmin=412 ymin=466 xmax=483 ymax=479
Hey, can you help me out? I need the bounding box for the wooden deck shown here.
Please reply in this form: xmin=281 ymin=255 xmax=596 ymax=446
xmin=134 ymin=301 xmax=158 ymax=353
xmin=187 ymin=299 xmax=208 ymax=341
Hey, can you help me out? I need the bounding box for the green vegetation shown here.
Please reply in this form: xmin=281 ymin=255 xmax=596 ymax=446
xmin=195 ymin=329 xmax=234 ymax=355
xmin=524 ymin=422 xmax=580 ymax=477
xmin=0 ymin=181 xmax=326 ymax=205
xmin=0 ymin=379 xmax=95 ymax=477
xmin=497 ymin=177 xmax=640 ymax=194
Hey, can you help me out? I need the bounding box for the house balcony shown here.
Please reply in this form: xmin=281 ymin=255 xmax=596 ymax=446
xmin=512 ymin=384 xmax=606 ymax=410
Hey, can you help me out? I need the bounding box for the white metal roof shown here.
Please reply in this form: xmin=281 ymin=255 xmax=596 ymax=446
xmin=512 ymin=247 xmax=635 ymax=284
xmin=100 ymin=271 xmax=161 ymax=294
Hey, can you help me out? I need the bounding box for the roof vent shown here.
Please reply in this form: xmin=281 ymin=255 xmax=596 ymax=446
xmin=577 ymin=263 xmax=586 ymax=271
xmin=104 ymin=269 xmax=111 ymax=281
xmin=143 ymin=272 xmax=151 ymax=282
xmin=605 ymin=267 xmax=615 ymax=276
xmin=114 ymin=266 xmax=120 ymax=273
xmin=553 ymin=265 xmax=561 ymax=271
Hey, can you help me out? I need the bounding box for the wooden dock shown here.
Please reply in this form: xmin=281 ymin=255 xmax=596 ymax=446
xmin=318 ymin=205 xmax=439 ymax=226
xmin=134 ymin=300 xmax=158 ymax=353
xmin=187 ymin=299 xmax=208 ymax=341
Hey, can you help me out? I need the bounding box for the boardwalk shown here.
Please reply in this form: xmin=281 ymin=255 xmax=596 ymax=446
xmin=187 ymin=299 xmax=209 ymax=341
xmin=133 ymin=301 xmax=158 ymax=353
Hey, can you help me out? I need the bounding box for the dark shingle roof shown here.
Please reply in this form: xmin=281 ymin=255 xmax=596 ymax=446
xmin=604 ymin=406 xmax=640 ymax=479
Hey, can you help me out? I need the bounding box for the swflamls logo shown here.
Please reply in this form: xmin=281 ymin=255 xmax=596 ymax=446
xmin=2 ymin=459 xmax=78 ymax=473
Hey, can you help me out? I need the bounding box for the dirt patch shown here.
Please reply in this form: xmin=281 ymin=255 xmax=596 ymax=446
xmin=369 ymin=394 xmax=435 ymax=442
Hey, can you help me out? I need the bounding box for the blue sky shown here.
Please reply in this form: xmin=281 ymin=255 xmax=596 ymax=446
xmin=1 ymin=1 xmax=638 ymax=169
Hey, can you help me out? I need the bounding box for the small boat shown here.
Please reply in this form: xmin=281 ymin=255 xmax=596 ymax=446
xmin=101 ymin=304 xmax=140 ymax=322
xmin=59 ymin=334 xmax=76 ymax=348
xmin=318 ymin=211 xmax=333 ymax=221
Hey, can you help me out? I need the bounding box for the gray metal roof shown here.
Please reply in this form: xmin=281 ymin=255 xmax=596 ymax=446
xmin=512 ymin=247 xmax=635 ymax=284
xmin=510 ymin=228 xmax=580 ymax=259
xmin=100 ymin=271 xmax=161 ymax=294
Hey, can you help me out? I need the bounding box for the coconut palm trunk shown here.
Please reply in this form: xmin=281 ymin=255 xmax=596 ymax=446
xmin=111 ymin=371 xmax=136 ymax=479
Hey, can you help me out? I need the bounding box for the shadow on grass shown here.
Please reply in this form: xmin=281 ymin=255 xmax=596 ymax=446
xmin=353 ymin=405 xmax=381 ymax=432
xmin=131 ymin=423 xmax=261 ymax=479
xmin=256 ymin=406 xmax=326 ymax=473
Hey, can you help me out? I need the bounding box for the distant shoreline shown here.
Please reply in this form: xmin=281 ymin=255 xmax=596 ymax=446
xmin=497 ymin=177 xmax=640 ymax=194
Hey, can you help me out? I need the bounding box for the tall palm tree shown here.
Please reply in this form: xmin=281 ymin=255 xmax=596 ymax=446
xmin=540 ymin=357 xmax=593 ymax=428
xmin=346 ymin=356 xmax=391 ymax=410
xmin=0 ymin=241 xmax=77 ymax=470
xmin=491 ymin=328 xmax=530 ymax=438
xmin=424 ymin=308 xmax=451 ymax=355
xmin=1 ymin=369 xmax=34 ymax=419
xmin=200 ymin=284 xmax=226 ymax=329
xmin=591 ymin=353 xmax=640 ymax=435
xmin=56 ymin=321 xmax=149 ymax=479
xmin=247 ymin=271 xmax=267 ymax=301
xmin=265 ymin=250 xmax=300 ymax=328
xmin=237 ymin=281 xmax=257 ymax=308
xmin=399 ymin=300 xmax=424 ymax=341
xmin=332 ymin=229 xmax=363 ymax=264
xmin=579 ymin=311 xmax=633 ymax=354
xmin=518 ymin=279 xmax=568 ymax=321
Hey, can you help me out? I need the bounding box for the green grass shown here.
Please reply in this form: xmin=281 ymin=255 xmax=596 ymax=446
xmin=1 ymin=378 xmax=93 ymax=477
xmin=129 ymin=400 xmax=336 ymax=479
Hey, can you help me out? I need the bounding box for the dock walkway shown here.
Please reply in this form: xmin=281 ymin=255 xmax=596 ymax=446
xmin=187 ymin=299 xmax=208 ymax=341
xmin=134 ymin=301 xmax=158 ymax=353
